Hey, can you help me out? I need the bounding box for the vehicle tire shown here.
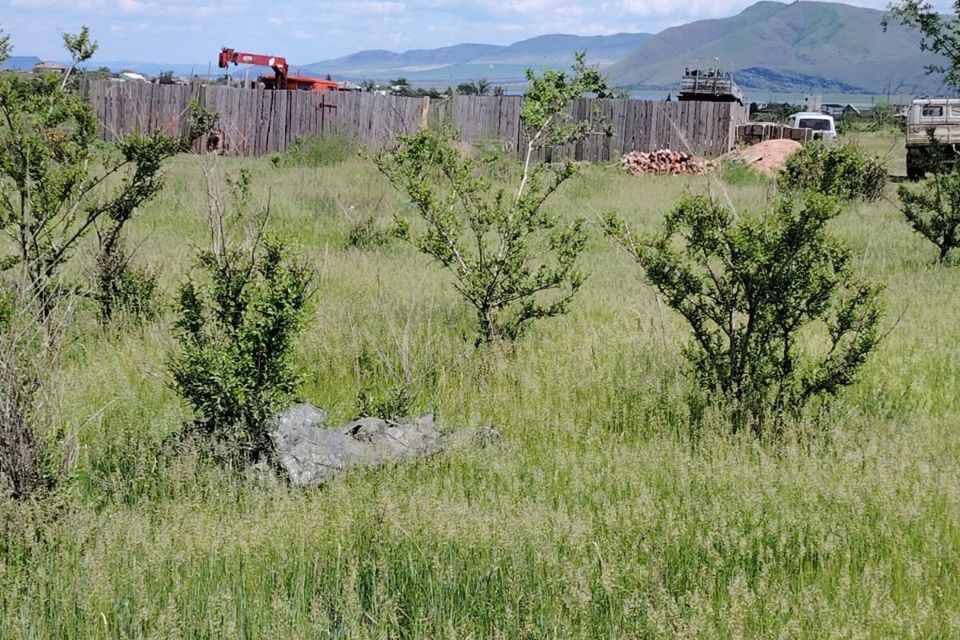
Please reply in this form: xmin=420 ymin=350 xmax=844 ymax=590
xmin=906 ymin=148 xmax=925 ymax=181
xmin=906 ymin=161 xmax=924 ymax=181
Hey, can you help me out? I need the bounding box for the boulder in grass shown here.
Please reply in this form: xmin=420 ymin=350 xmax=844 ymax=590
xmin=270 ymin=403 xmax=493 ymax=487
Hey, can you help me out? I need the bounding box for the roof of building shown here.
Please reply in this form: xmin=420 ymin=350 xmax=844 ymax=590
xmin=33 ymin=61 xmax=67 ymax=72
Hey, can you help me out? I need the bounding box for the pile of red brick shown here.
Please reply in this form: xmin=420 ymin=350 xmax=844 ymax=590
xmin=621 ymin=149 xmax=715 ymax=176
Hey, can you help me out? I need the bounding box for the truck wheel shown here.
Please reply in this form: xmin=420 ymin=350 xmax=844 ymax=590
xmin=906 ymin=161 xmax=924 ymax=181
xmin=906 ymin=148 xmax=925 ymax=181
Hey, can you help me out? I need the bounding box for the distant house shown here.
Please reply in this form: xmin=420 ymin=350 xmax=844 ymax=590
xmin=32 ymin=61 xmax=67 ymax=75
xmin=821 ymin=103 xmax=860 ymax=117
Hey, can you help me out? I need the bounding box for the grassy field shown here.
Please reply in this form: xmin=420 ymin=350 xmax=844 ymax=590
xmin=2 ymin=129 xmax=959 ymax=638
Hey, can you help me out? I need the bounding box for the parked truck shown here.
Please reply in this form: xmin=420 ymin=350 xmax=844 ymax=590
xmin=905 ymin=97 xmax=960 ymax=180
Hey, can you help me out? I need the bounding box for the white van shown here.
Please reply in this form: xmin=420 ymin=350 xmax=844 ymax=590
xmin=787 ymin=112 xmax=837 ymax=140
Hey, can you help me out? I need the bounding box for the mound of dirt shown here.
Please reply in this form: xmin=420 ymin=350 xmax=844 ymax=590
xmin=731 ymin=139 xmax=803 ymax=174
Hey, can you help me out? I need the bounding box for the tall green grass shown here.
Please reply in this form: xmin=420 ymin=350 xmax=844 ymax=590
xmin=1 ymin=134 xmax=959 ymax=637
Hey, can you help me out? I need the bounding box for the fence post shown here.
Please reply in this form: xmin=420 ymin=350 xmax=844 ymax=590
xmin=420 ymin=96 xmax=430 ymax=131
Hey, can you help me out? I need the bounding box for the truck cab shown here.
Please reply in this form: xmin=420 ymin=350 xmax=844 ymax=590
xmin=787 ymin=112 xmax=837 ymax=140
xmin=905 ymin=97 xmax=960 ymax=179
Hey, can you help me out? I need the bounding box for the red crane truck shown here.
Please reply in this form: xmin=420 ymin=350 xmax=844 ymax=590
xmin=218 ymin=47 xmax=339 ymax=91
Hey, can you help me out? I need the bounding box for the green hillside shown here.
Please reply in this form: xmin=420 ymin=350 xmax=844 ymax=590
xmin=304 ymin=33 xmax=651 ymax=82
xmin=609 ymin=0 xmax=948 ymax=95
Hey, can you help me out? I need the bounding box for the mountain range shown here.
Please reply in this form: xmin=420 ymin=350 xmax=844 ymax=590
xmin=608 ymin=1 xmax=947 ymax=95
xmin=298 ymin=33 xmax=652 ymax=86
xmin=12 ymin=1 xmax=951 ymax=97
xmin=304 ymin=1 xmax=948 ymax=95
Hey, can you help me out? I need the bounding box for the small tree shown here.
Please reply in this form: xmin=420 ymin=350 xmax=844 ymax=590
xmin=169 ymin=167 xmax=313 ymax=462
xmin=604 ymin=194 xmax=884 ymax=435
xmin=0 ymin=27 xmax=177 ymax=315
xmin=374 ymin=53 xmax=606 ymax=344
xmin=896 ymin=169 xmax=960 ymax=262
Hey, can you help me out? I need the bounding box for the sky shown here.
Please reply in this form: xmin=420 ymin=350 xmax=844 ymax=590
xmin=0 ymin=0 xmax=950 ymax=65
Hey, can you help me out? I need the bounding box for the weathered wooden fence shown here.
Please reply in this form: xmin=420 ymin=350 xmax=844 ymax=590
xmin=83 ymin=81 xmax=748 ymax=159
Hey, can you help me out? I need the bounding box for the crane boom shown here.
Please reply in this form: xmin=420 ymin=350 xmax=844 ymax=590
xmin=217 ymin=47 xmax=338 ymax=92
xmin=219 ymin=47 xmax=289 ymax=86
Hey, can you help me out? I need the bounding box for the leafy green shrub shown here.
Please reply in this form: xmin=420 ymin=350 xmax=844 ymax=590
xmin=376 ymin=127 xmax=587 ymax=344
xmin=604 ymin=193 xmax=884 ymax=436
xmin=374 ymin=54 xmax=606 ymax=344
xmin=346 ymin=216 xmax=394 ymax=250
xmin=0 ymin=28 xmax=176 ymax=315
xmin=180 ymin=98 xmax=220 ymax=152
xmin=94 ymin=235 xmax=158 ymax=323
xmin=280 ymin=133 xmax=355 ymax=167
xmin=780 ymin=143 xmax=886 ymax=201
xmin=169 ymin=169 xmax=313 ymax=462
xmin=896 ymin=168 xmax=960 ymax=262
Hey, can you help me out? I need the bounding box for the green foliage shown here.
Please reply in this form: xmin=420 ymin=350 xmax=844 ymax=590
xmin=896 ymin=168 xmax=960 ymax=262
xmin=780 ymin=143 xmax=886 ymax=201
xmin=0 ymin=27 xmax=177 ymax=314
xmin=0 ymin=290 xmax=12 ymax=328
xmin=0 ymin=287 xmax=72 ymax=501
xmin=749 ymin=102 xmax=801 ymax=123
xmin=373 ymin=54 xmax=607 ymax=344
xmin=375 ymin=127 xmax=587 ymax=344
xmin=61 ymin=26 xmax=98 ymax=68
xmin=356 ymin=385 xmax=412 ymax=420
xmin=278 ymin=133 xmax=355 ymax=167
xmin=605 ymin=194 xmax=884 ymax=435
xmin=457 ymin=79 xmax=492 ymax=96
xmin=169 ymin=170 xmax=312 ymax=462
xmin=1 ymin=136 xmax=959 ymax=636
xmin=181 ymin=98 xmax=219 ymax=152
xmin=719 ymin=159 xmax=770 ymax=186
xmin=346 ymin=215 xmax=395 ymax=250
xmin=521 ymin=51 xmax=611 ymax=148
xmin=884 ymin=1 xmax=960 ymax=89
xmin=0 ymin=29 xmax=10 ymax=64
xmin=93 ymin=236 xmax=158 ymax=323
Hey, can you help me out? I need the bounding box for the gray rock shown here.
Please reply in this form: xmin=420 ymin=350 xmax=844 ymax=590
xmin=270 ymin=404 xmax=449 ymax=487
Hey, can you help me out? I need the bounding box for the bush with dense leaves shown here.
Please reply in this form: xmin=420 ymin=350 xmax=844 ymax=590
xmin=605 ymin=193 xmax=884 ymax=436
xmin=780 ymin=143 xmax=886 ymax=201
xmin=169 ymin=169 xmax=313 ymax=462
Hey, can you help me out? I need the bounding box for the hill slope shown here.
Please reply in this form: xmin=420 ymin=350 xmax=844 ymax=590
xmin=609 ymin=0 xmax=947 ymax=95
xmin=303 ymin=33 xmax=651 ymax=83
